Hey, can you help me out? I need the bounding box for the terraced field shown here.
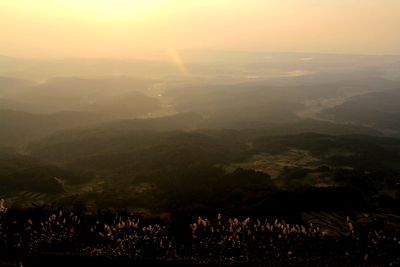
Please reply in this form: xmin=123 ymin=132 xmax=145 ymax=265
xmin=227 ymin=149 xmax=321 ymax=179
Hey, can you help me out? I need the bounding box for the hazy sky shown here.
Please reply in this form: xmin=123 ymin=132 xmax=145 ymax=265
xmin=1 ymin=0 xmax=400 ymax=59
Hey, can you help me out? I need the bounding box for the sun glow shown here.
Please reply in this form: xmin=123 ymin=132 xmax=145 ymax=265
xmin=58 ymin=0 xmax=166 ymax=21
xmin=1 ymin=0 xmax=400 ymax=58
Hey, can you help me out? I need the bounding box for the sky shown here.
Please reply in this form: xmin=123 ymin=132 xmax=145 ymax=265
xmin=1 ymin=0 xmax=400 ymax=59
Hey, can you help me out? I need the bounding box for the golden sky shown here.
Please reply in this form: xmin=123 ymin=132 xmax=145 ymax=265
xmin=1 ymin=0 xmax=400 ymax=58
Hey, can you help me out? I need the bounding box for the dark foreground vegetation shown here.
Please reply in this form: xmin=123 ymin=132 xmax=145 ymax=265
xmin=2 ymin=129 xmax=400 ymax=266
xmin=1 ymin=207 xmax=400 ymax=267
